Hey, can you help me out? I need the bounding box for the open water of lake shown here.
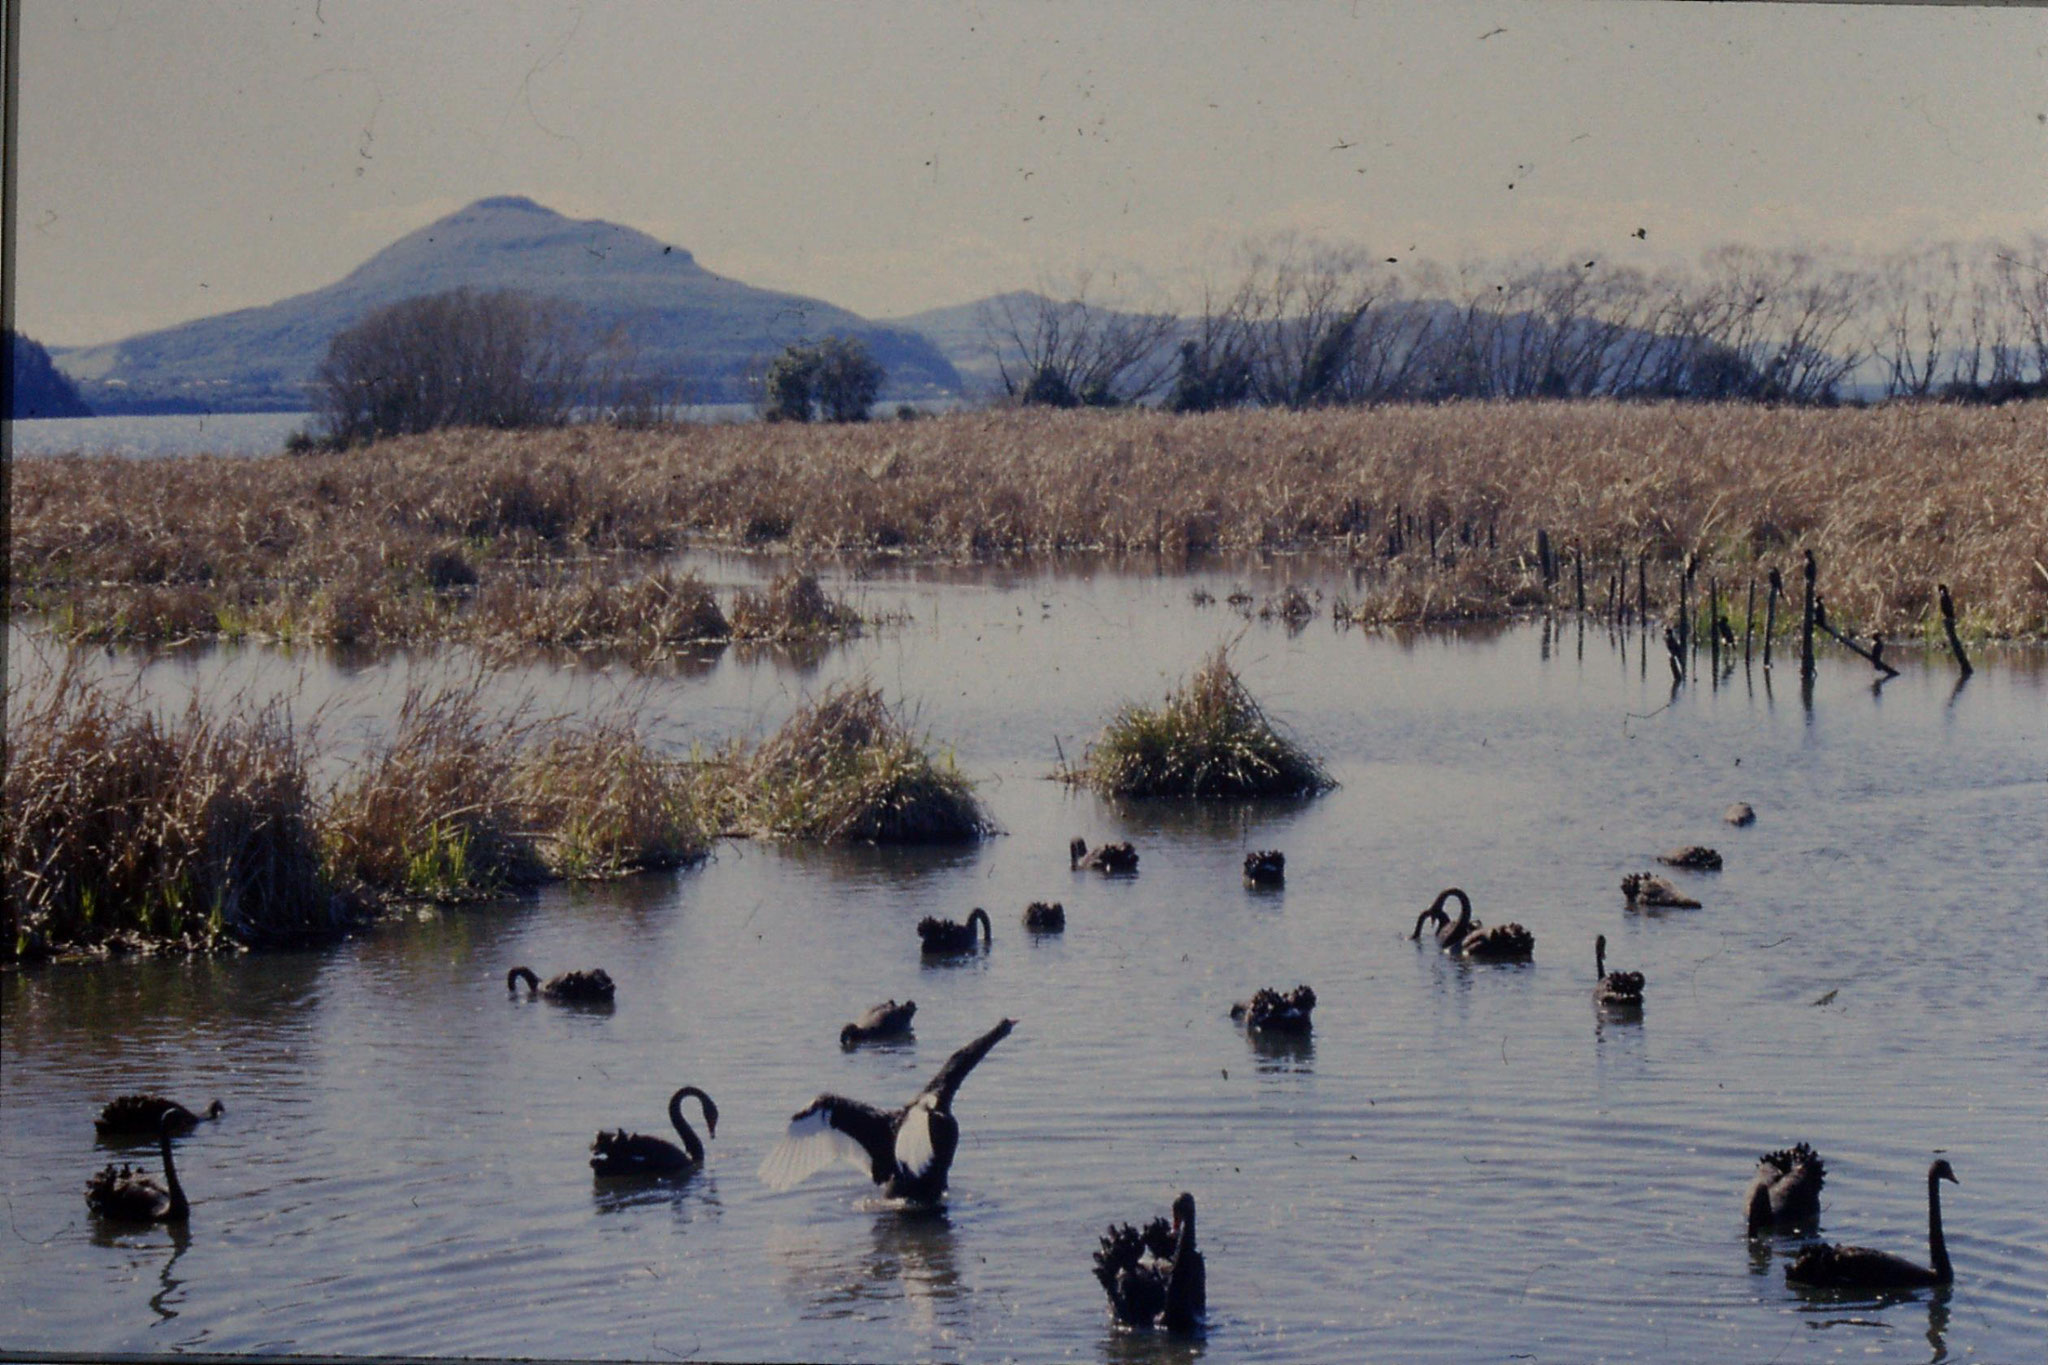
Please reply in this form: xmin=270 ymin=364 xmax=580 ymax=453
xmin=4 ymin=556 xmax=2044 ymax=1363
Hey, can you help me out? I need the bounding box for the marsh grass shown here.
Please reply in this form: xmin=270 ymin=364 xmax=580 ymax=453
xmin=14 ymin=403 xmax=2047 ymax=638
xmin=509 ymin=716 xmax=715 ymax=879
xmin=1068 ymin=646 xmax=1336 ymax=799
xmin=721 ymin=682 xmax=991 ymax=843
xmin=728 ymin=569 xmax=861 ymax=640
xmin=3 ymin=656 xmax=358 ymax=959
xmin=320 ymin=678 xmax=551 ymax=903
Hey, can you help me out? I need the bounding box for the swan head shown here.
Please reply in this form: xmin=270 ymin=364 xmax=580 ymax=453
xmin=1170 ymin=1191 xmax=1196 ymax=1234
xmin=204 ymin=1100 xmax=225 ymax=1119
xmin=1930 ymin=1158 xmax=1958 ymax=1185
xmin=839 ymin=1023 xmax=860 ymax=1046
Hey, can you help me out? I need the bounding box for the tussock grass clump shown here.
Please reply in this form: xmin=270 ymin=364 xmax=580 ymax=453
xmin=3 ymin=656 xmax=358 ymax=960
xmin=728 ymin=569 xmax=861 ymax=641
xmin=509 ymin=717 xmax=714 ymax=878
xmin=1070 ymin=647 xmax=1336 ymax=799
xmin=471 ymin=567 xmax=731 ymax=653
xmin=724 ymin=683 xmax=990 ymax=843
xmin=321 ymin=679 xmax=551 ymax=902
xmin=323 ymin=678 xmax=713 ymax=900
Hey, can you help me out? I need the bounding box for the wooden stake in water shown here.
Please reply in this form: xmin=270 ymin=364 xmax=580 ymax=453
xmin=1800 ymin=549 xmax=1817 ymax=682
xmin=1763 ymin=567 xmax=1781 ymax=671
xmin=1938 ymin=583 xmax=1973 ymax=678
xmin=1743 ymin=578 xmax=1756 ymax=667
xmin=1709 ymin=577 xmax=1721 ymax=675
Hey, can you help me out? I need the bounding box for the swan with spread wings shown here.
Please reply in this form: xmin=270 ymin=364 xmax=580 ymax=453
xmin=758 ymin=1018 xmax=1015 ymax=1205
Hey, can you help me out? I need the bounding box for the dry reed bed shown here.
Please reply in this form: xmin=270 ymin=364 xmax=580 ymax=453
xmin=15 ymin=402 xmax=2046 ymax=638
xmin=3 ymin=663 xmax=986 ymax=962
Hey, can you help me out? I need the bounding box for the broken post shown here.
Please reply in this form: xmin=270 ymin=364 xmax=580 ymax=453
xmin=1812 ymin=595 xmax=1901 ymax=679
xmin=1938 ymin=583 xmax=1973 ymax=678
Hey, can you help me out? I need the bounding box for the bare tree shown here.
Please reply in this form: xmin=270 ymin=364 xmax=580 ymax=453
xmin=980 ymin=276 xmax=1179 ymax=407
xmin=1868 ymin=242 xmax=1964 ymax=398
xmin=313 ymin=288 xmax=587 ymax=445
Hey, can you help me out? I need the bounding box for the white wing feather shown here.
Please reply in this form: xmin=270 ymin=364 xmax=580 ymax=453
xmin=757 ymin=1104 xmax=875 ymax=1190
xmin=894 ymin=1095 xmax=937 ymax=1177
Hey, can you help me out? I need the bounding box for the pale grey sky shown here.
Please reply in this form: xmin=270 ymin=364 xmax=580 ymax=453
xmin=12 ymin=0 xmax=2046 ymax=346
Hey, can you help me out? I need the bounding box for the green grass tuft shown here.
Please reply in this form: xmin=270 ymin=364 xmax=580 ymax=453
xmin=1070 ymin=646 xmax=1336 ymax=799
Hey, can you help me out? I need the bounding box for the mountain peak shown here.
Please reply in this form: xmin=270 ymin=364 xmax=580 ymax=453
xmin=466 ymin=194 xmax=554 ymax=215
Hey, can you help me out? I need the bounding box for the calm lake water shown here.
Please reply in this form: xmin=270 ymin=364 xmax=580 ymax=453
xmin=4 ymin=556 xmax=2045 ymax=1363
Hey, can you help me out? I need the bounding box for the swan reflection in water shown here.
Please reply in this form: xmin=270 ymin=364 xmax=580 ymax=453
xmin=768 ymin=1204 xmax=966 ymax=1334
xmin=1100 ymin=1313 xmax=1209 ymax=1365
xmin=89 ymin=1218 xmax=191 ymax=1325
xmin=589 ymin=1171 xmax=722 ymax=1221
xmin=1246 ymin=1027 xmax=1315 ymax=1074
xmin=1795 ymin=1288 xmax=1952 ymax=1365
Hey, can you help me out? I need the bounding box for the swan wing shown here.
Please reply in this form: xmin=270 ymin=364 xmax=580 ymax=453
xmin=758 ymin=1096 xmax=894 ymax=1190
xmin=894 ymin=1095 xmax=939 ymax=1178
xmin=918 ymin=1018 xmax=1016 ymax=1109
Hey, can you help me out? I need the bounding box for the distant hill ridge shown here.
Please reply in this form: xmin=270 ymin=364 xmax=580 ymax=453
xmin=8 ymin=331 xmax=94 ymax=418
xmin=54 ymin=196 xmax=962 ymax=413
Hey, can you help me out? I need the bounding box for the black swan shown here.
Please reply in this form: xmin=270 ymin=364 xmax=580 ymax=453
xmin=1022 ymin=901 xmax=1066 ymax=931
xmin=759 ymin=1018 xmax=1014 ymax=1205
xmin=841 ymin=999 xmax=917 ymax=1046
xmin=1658 ymin=845 xmax=1723 ymax=870
xmin=1070 ymin=837 xmax=1139 ymax=874
xmin=1786 ymin=1160 xmax=1957 ymax=1290
xmin=85 ymin=1113 xmax=190 ymax=1224
xmin=1724 ymin=802 xmax=1756 ymax=826
xmin=1094 ymin=1191 xmax=1206 ymax=1333
xmin=1746 ymin=1142 xmax=1826 ymax=1234
xmin=1593 ymin=935 xmax=1644 ymax=1009
xmin=1622 ymin=873 xmax=1701 ymax=909
xmin=1230 ymin=984 xmax=1316 ymax=1034
xmin=918 ymin=908 xmax=992 ymax=956
xmin=507 ymin=966 xmax=616 ymax=1004
xmin=1410 ymin=888 xmax=1477 ymax=950
xmin=95 ymin=1094 xmax=224 ymax=1139
xmin=1242 ymin=850 xmax=1285 ymax=888
xmin=590 ymin=1086 xmax=717 ymax=1177
xmin=1415 ymin=889 xmax=1532 ymax=960
xmin=1456 ymin=920 xmax=1535 ymax=961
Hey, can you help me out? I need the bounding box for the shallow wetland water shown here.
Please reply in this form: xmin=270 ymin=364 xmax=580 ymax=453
xmin=5 ymin=555 xmax=2045 ymax=1362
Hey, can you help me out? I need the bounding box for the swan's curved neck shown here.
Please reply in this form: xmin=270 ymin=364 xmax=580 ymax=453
xmin=1596 ymin=937 xmax=1607 ymax=979
xmin=1928 ymin=1169 xmax=1952 ymax=1283
xmin=970 ymin=908 xmax=991 ymax=943
xmin=159 ymin=1123 xmax=189 ymax=1219
xmin=669 ymin=1088 xmax=714 ymax=1163
xmin=1433 ymin=889 xmax=1472 ymax=929
xmin=507 ymin=966 xmax=538 ymax=994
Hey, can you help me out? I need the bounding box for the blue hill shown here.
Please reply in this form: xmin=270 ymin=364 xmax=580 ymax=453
xmin=55 ymin=197 xmax=961 ymax=413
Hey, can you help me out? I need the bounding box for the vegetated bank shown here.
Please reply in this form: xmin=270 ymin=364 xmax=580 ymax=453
xmin=12 ymin=402 xmax=2046 ymax=641
xmin=2 ymin=662 xmax=988 ymax=965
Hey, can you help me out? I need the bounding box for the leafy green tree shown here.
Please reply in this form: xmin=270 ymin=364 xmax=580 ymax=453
xmin=760 ymin=335 xmax=884 ymax=422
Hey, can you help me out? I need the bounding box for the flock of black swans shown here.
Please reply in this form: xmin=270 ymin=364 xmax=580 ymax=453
xmin=84 ymin=809 xmax=1963 ymax=1337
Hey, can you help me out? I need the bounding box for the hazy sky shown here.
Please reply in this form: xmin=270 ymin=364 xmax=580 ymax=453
xmin=13 ymin=1 xmax=2046 ymax=345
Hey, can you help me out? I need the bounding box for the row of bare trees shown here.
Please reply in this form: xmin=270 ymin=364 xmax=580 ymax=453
xmin=981 ymin=235 xmax=2048 ymax=410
